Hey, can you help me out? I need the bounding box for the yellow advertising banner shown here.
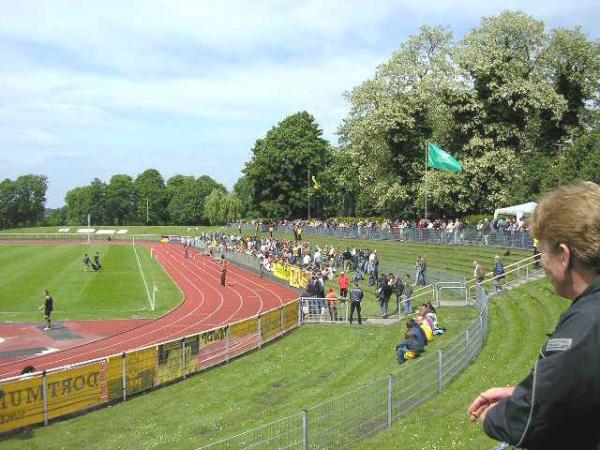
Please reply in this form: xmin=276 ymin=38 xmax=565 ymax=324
xmin=289 ymin=267 xmax=301 ymax=288
xmin=46 ymin=361 xmax=106 ymax=421
xmin=282 ymin=301 xmax=299 ymax=331
xmin=156 ymin=341 xmax=183 ymax=385
xmin=260 ymin=309 xmax=282 ymax=343
xmin=106 ymin=355 xmax=124 ymax=401
xmin=230 ymin=318 xmax=258 ymax=341
xmin=127 ymin=347 xmax=157 ymax=395
xmin=300 ymin=271 xmax=311 ymax=290
xmin=0 ymin=375 xmax=45 ymax=433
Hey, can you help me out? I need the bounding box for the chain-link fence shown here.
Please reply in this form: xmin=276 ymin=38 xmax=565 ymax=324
xmin=231 ymin=224 xmax=534 ymax=250
xmin=197 ymin=256 xmax=541 ymax=450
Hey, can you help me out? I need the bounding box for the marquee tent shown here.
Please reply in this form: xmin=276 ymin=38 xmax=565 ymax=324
xmin=494 ymin=202 xmax=537 ymax=220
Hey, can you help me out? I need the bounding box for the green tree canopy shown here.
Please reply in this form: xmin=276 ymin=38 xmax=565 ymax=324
xmin=243 ymin=111 xmax=332 ymax=218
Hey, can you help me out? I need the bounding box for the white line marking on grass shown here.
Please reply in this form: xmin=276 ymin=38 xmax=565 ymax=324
xmin=132 ymin=244 xmax=153 ymax=310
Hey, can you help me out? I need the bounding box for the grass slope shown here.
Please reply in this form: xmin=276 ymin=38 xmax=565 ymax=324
xmin=0 ymin=307 xmax=477 ymax=449
xmin=356 ymin=278 xmax=568 ymax=449
xmin=0 ymin=244 xmax=182 ymax=322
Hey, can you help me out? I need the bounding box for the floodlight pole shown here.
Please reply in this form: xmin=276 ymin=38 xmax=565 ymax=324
xmin=146 ymin=197 xmax=149 ymax=224
xmin=87 ymin=213 xmax=91 ymax=243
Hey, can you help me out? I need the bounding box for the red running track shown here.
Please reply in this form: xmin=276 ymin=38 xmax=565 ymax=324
xmin=0 ymin=242 xmax=299 ymax=379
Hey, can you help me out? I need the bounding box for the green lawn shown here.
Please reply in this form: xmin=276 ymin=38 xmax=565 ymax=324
xmin=0 ymin=306 xmax=477 ymax=449
xmin=0 ymin=225 xmax=217 ymax=236
xmin=0 ymin=244 xmax=182 ymax=322
xmin=357 ymin=278 xmax=568 ymax=449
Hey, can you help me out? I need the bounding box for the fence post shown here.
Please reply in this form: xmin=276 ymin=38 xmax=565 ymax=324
xmin=122 ymin=352 xmax=127 ymax=401
xmin=182 ymin=339 xmax=187 ymax=379
xmin=280 ymin=306 xmax=284 ymax=337
xmin=302 ymin=409 xmax=308 ymax=450
xmin=387 ymin=374 xmax=393 ymax=428
xmin=438 ymin=350 xmax=444 ymax=393
xmin=298 ymin=298 xmax=303 ymax=327
xmin=225 ymin=326 xmax=230 ymax=363
xmin=258 ymin=315 xmax=262 ymax=349
xmin=42 ymin=371 xmax=49 ymax=426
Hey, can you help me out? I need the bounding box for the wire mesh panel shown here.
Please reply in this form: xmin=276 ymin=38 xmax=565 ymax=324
xmin=300 ymin=298 xmax=347 ymax=323
xmin=392 ymin=355 xmax=439 ymax=420
xmin=306 ymin=377 xmax=389 ymax=449
xmin=156 ymin=340 xmax=185 ymax=384
xmin=197 ymin=413 xmax=304 ymax=450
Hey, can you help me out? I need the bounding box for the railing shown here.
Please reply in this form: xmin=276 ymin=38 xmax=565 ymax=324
xmin=197 ymin=255 xmax=543 ymax=449
xmin=0 ymin=232 xmax=161 ymax=242
xmin=231 ymin=224 xmax=534 ymax=250
xmin=0 ymin=300 xmax=300 ymax=434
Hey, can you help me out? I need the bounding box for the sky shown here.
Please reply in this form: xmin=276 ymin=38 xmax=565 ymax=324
xmin=1 ymin=1 xmax=598 ymax=208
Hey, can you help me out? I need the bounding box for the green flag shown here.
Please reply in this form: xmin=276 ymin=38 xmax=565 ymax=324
xmin=428 ymin=142 xmax=462 ymax=172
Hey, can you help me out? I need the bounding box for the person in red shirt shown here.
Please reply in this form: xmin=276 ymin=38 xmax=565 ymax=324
xmin=338 ymin=271 xmax=349 ymax=300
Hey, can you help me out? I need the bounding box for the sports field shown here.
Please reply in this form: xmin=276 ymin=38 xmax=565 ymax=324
xmin=0 ymin=243 xmax=182 ymax=322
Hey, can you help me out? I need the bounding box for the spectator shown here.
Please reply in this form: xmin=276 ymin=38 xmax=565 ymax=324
xmin=338 ymin=271 xmax=349 ymax=300
xmin=493 ymin=255 xmax=505 ymax=292
xmin=396 ymin=331 xmax=419 ymax=364
xmin=349 ymin=282 xmax=363 ymax=325
xmin=326 ymin=287 xmax=338 ymax=321
xmin=468 ymin=182 xmax=600 ymax=449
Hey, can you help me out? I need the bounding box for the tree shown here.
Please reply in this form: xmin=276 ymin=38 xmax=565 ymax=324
xmin=46 ymin=208 xmax=67 ymax=226
xmin=10 ymin=175 xmax=48 ymax=226
xmin=338 ymin=25 xmax=455 ymax=216
xmin=0 ymin=179 xmax=16 ymax=228
xmin=65 ymin=186 xmax=92 ymax=225
xmin=134 ymin=169 xmax=166 ymax=225
xmin=105 ymin=174 xmax=135 ymax=225
xmin=204 ymin=189 xmax=227 ymax=225
xmin=243 ymin=111 xmax=332 ymax=218
xmin=166 ymin=175 xmax=225 ymax=225
xmin=88 ymin=178 xmax=107 ymax=225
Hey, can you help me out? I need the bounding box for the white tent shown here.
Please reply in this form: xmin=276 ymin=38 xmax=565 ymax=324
xmin=494 ymin=202 xmax=537 ymax=220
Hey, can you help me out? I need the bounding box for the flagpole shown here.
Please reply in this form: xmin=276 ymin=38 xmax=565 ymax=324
xmin=424 ymin=141 xmax=428 ymax=220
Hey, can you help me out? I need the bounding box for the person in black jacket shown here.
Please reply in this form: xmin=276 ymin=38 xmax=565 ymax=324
xmin=468 ymin=182 xmax=600 ymax=449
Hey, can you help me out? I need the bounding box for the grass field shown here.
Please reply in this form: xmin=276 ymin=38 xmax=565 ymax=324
xmin=0 ymin=304 xmax=479 ymax=449
xmin=0 ymin=225 xmax=216 ymax=236
xmin=358 ymin=278 xmax=568 ymax=449
xmin=0 ymin=243 xmax=182 ymax=322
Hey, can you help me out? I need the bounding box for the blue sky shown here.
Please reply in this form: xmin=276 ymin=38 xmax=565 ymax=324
xmin=1 ymin=1 xmax=598 ymax=208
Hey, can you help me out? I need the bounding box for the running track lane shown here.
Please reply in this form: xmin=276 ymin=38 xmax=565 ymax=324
xmin=0 ymin=242 xmax=298 ymax=379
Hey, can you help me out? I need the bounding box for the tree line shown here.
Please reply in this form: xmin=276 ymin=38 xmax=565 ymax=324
xmin=61 ymin=170 xmax=242 ymax=226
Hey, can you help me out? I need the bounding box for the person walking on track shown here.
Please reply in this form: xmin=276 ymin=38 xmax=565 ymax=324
xmin=38 ymin=289 xmax=54 ymax=330
xmin=220 ymin=254 xmax=228 ymax=286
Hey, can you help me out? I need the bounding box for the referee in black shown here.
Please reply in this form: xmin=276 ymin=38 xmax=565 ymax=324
xmin=468 ymin=182 xmax=600 ymax=449
xmin=38 ymin=289 xmax=54 ymax=330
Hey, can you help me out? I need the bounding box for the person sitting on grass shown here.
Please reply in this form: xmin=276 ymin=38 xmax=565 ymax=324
xmin=406 ymin=318 xmax=426 ymax=353
xmin=423 ymin=303 xmax=446 ymax=335
xmin=396 ymin=331 xmax=419 ymax=364
xmin=416 ymin=313 xmax=434 ymax=343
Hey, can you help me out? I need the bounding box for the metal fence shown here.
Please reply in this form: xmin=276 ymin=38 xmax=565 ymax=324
xmin=0 ymin=300 xmax=300 ymax=435
xmin=231 ymin=224 xmax=534 ymax=250
xmin=197 ymin=256 xmax=542 ymax=450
